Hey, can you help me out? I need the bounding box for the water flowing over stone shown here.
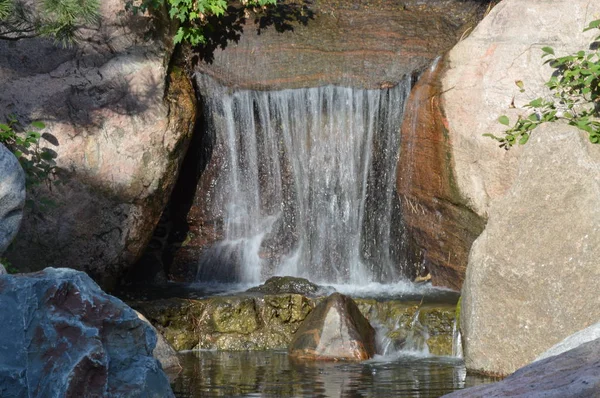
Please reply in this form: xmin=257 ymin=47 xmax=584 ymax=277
xmin=193 ymin=75 xmax=411 ymax=284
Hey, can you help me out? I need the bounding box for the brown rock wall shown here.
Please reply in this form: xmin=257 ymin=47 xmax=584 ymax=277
xmin=397 ymin=59 xmax=484 ymax=290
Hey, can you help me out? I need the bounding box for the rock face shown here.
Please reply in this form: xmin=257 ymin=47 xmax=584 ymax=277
xmin=462 ymin=124 xmax=600 ymax=376
xmin=0 ymin=268 xmax=174 ymax=397
xmin=288 ymin=293 xmax=375 ymax=361
xmin=0 ymin=144 xmax=25 ymax=255
xmin=397 ymin=60 xmax=485 ymax=290
xmin=195 ymin=0 xmax=490 ymax=90
xmin=136 ymin=311 xmax=181 ymax=371
xmin=0 ymin=1 xmax=196 ymax=289
xmin=398 ymin=0 xmax=600 ymax=289
xmin=443 ymin=338 xmax=600 ymax=397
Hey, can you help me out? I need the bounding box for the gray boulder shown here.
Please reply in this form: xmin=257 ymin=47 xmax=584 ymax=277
xmin=0 ymin=144 xmax=25 ymax=254
xmin=461 ymin=124 xmax=600 ymax=376
xmin=536 ymin=322 xmax=600 ymax=363
xmin=443 ymin=338 xmax=600 ymax=397
xmin=0 ymin=267 xmax=174 ymax=397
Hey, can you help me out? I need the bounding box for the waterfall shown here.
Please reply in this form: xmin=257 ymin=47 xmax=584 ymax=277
xmin=195 ymin=74 xmax=411 ymax=285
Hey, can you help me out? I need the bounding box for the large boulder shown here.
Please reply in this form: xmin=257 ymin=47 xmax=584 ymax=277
xmin=398 ymin=0 xmax=600 ymax=289
xmin=0 ymin=1 xmax=196 ymax=289
xmin=0 ymin=144 xmax=25 ymax=255
xmin=461 ymin=124 xmax=600 ymax=376
xmin=0 ymin=268 xmax=174 ymax=397
xmin=288 ymin=293 xmax=375 ymax=361
xmin=443 ymin=338 xmax=600 ymax=397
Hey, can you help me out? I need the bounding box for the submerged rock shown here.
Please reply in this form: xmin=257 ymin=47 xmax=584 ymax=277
xmin=0 ymin=268 xmax=174 ymax=397
xmin=443 ymin=338 xmax=600 ymax=397
xmin=289 ymin=293 xmax=375 ymax=361
xmin=0 ymin=144 xmax=25 ymax=255
xmin=247 ymin=276 xmax=332 ymax=297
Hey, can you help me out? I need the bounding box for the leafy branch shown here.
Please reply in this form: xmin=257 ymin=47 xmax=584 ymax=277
xmin=486 ymin=19 xmax=600 ymax=149
xmin=126 ymin=0 xmax=277 ymax=45
xmin=0 ymin=115 xmax=58 ymax=187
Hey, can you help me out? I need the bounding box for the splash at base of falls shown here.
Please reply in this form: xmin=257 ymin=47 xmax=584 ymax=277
xmin=195 ymin=74 xmax=413 ymax=285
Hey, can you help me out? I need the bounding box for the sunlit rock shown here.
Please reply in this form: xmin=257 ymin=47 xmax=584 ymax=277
xmin=462 ymin=124 xmax=600 ymax=376
xmin=0 ymin=1 xmax=196 ymax=290
xmin=289 ymin=293 xmax=375 ymax=361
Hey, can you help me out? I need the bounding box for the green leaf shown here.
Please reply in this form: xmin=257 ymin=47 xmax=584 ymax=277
xmin=498 ymin=115 xmax=510 ymax=126
xmin=584 ymin=19 xmax=600 ymax=31
xmin=173 ymin=28 xmax=184 ymax=44
xmin=529 ymin=98 xmax=543 ymax=107
xmin=30 ymin=121 xmax=45 ymax=129
xmin=541 ymin=46 xmax=555 ymax=55
xmin=519 ymin=133 xmax=529 ymax=145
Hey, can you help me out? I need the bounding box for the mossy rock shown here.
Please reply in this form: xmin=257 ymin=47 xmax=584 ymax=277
xmin=247 ymin=276 xmax=330 ymax=296
xmin=210 ymin=297 xmax=259 ymax=334
xmin=427 ymin=335 xmax=453 ymax=356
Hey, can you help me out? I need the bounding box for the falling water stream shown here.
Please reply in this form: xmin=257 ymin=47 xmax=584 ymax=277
xmin=195 ymin=74 xmax=412 ymax=285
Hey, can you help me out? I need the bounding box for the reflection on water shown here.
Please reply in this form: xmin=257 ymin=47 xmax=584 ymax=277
xmin=171 ymin=350 xmax=494 ymax=398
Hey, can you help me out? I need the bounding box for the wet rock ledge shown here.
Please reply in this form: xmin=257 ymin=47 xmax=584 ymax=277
xmin=129 ymin=279 xmax=456 ymax=356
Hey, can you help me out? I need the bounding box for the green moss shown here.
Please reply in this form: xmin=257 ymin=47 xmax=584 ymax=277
xmin=210 ymin=298 xmax=259 ymax=334
xmin=427 ymin=335 xmax=453 ymax=356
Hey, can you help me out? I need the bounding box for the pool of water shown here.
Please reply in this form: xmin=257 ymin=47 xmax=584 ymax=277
xmin=170 ymin=350 xmax=495 ymax=398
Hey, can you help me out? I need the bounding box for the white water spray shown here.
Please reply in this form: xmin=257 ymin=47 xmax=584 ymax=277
xmin=195 ymin=75 xmax=411 ymax=284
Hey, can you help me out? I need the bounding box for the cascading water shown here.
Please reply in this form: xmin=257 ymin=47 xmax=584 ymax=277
xmin=195 ymin=74 xmax=412 ymax=285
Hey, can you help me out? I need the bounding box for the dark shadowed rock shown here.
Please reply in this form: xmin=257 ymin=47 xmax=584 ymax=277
xmin=247 ymin=276 xmax=332 ymax=297
xmin=443 ymin=338 xmax=600 ymax=397
xmin=0 ymin=144 xmax=25 ymax=255
xmin=0 ymin=268 xmax=174 ymax=397
xmin=289 ymin=293 xmax=375 ymax=361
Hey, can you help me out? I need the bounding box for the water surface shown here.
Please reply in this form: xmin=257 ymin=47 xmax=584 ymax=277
xmin=171 ymin=350 xmax=495 ymax=398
